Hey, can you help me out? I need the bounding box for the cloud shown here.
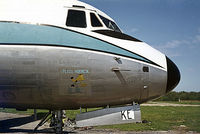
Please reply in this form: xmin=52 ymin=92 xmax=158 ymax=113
xmin=130 ymin=28 xmax=138 ymax=33
xmin=161 ymin=40 xmax=182 ymax=49
xmin=157 ymin=40 xmax=191 ymax=50
xmin=155 ymin=28 xmax=200 ymax=57
xmin=165 ymin=50 xmax=181 ymax=57
xmin=187 ymin=67 xmax=195 ymax=73
xmin=191 ymin=34 xmax=200 ymax=45
xmin=156 ymin=47 xmax=182 ymax=58
xmin=124 ymin=27 xmax=139 ymax=35
xmin=195 ymin=35 xmax=200 ymax=42
xmin=193 ymin=27 xmax=200 ymax=43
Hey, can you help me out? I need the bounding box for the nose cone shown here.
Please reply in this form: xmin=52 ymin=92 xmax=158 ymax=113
xmin=166 ymin=57 xmax=181 ymax=93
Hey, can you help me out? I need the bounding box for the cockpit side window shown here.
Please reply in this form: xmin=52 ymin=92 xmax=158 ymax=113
xmin=90 ymin=13 xmax=103 ymax=27
xmin=66 ymin=10 xmax=87 ymax=28
xmin=99 ymin=15 xmax=121 ymax=33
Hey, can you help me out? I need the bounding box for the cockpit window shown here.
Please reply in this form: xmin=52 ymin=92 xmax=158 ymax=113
xmin=66 ymin=10 xmax=86 ymax=28
xmin=99 ymin=15 xmax=121 ymax=33
xmin=90 ymin=13 xmax=103 ymax=27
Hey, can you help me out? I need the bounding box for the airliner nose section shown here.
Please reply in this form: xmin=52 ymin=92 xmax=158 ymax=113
xmin=166 ymin=57 xmax=181 ymax=93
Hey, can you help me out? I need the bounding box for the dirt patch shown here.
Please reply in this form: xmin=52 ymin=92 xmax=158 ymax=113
xmin=141 ymin=102 xmax=200 ymax=107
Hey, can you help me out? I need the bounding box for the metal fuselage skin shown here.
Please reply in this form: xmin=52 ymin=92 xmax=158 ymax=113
xmin=0 ymin=45 xmax=166 ymax=109
xmin=0 ymin=0 xmax=180 ymax=110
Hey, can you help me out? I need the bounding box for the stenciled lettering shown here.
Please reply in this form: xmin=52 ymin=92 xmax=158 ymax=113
xmin=121 ymin=111 xmax=126 ymax=120
xmin=121 ymin=109 xmax=135 ymax=120
xmin=62 ymin=69 xmax=89 ymax=74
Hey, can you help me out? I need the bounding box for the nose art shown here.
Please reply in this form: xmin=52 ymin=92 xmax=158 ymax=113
xmin=166 ymin=57 xmax=181 ymax=93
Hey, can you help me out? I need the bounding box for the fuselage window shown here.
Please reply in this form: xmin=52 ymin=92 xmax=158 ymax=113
xmin=66 ymin=10 xmax=87 ymax=28
xmin=90 ymin=13 xmax=103 ymax=27
xmin=99 ymin=15 xmax=121 ymax=33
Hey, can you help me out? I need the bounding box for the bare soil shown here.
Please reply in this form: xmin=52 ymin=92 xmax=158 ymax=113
xmin=141 ymin=102 xmax=200 ymax=107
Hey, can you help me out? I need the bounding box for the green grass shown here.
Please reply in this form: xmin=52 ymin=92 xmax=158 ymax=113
xmin=1 ymin=106 xmax=200 ymax=132
xmin=97 ymin=106 xmax=200 ymax=132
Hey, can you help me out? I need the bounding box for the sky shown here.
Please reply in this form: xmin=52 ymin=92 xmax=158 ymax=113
xmin=81 ymin=0 xmax=200 ymax=92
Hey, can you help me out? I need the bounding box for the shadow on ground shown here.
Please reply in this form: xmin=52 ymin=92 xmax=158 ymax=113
xmin=0 ymin=112 xmax=75 ymax=133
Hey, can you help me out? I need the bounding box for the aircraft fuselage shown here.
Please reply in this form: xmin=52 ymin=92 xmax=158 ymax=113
xmin=0 ymin=0 xmax=180 ymax=110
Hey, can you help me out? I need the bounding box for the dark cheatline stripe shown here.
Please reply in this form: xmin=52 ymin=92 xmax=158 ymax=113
xmin=0 ymin=21 xmax=162 ymax=68
xmin=93 ymin=30 xmax=142 ymax=42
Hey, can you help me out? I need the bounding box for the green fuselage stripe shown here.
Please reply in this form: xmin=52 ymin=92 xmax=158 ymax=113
xmin=0 ymin=22 xmax=151 ymax=63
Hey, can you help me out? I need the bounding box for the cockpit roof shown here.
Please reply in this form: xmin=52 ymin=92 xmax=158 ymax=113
xmin=0 ymin=0 xmax=114 ymax=22
xmin=64 ymin=0 xmax=114 ymax=21
xmin=0 ymin=0 xmax=119 ymax=32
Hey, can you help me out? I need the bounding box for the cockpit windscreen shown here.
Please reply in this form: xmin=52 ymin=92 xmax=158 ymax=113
xmin=99 ymin=15 xmax=121 ymax=33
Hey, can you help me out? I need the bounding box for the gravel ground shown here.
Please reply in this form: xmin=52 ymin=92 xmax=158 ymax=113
xmin=141 ymin=102 xmax=200 ymax=107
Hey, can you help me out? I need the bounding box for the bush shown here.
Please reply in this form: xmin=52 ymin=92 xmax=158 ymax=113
xmin=156 ymin=91 xmax=200 ymax=101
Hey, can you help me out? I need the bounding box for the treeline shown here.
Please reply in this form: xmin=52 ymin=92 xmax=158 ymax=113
xmin=156 ymin=91 xmax=200 ymax=101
